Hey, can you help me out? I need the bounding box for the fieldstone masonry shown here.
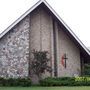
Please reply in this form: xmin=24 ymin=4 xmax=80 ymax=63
xmin=0 ymin=16 xmax=30 ymax=78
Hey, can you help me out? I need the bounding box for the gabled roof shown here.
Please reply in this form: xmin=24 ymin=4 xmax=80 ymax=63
xmin=0 ymin=0 xmax=90 ymax=57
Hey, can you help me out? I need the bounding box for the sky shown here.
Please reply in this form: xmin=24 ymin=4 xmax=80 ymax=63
xmin=0 ymin=0 xmax=90 ymax=47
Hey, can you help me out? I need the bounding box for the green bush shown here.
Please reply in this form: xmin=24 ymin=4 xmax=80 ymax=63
xmin=0 ymin=77 xmax=31 ymax=87
xmin=84 ymin=64 xmax=90 ymax=75
xmin=1 ymin=77 xmax=90 ymax=86
xmin=40 ymin=77 xmax=90 ymax=86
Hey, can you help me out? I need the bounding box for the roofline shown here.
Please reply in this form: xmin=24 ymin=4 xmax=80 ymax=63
xmin=42 ymin=0 xmax=90 ymax=56
xmin=0 ymin=0 xmax=43 ymax=38
xmin=0 ymin=0 xmax=90 ymax=56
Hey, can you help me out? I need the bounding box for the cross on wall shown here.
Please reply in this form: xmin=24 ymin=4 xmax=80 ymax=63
xmin=63 ymin=53 xmax=68 ymax=68
xmin=61 ymin=53 xmax=68 ymax=68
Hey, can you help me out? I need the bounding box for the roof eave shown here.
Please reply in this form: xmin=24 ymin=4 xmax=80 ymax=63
xmin=0 ymin=0 xmax=43 ymax=38
xmin=0 ymin=0 xmax=90 ymax=57
xmin=43 ymin=0 xmax=90 ymax=56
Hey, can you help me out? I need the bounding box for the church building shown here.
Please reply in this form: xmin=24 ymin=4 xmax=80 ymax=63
xmin=0 ymin=0 xmax=90 ymax=78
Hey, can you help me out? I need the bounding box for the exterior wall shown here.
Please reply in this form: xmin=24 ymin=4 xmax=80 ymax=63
xmin=0 ymin=16 xmax=30 ymax=78
xmin=0 ymin=6 xmax=81 ymax=79
xmin=30 ymin=7 xmax=54 ymax=78
xmin=58 ymin=25 xmax=81 ymax=77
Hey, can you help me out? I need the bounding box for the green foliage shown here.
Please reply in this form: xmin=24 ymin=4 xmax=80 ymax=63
xmin=31 ymin=50 xmax=52 ymax=79
xmin=84 ymin=64 xmax=90 ymax=75
xmin=1 ymin=76 xmax=90 ymax=87
xmin=40 ymin=77 xmax=75 ymax=86
xmin=0 ymin=77 xmax=31 ymax=87
xmin=40 ymin=77 xmax=90 ymax=86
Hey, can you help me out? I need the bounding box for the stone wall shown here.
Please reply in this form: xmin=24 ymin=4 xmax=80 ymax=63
xmin=0 ymin=16 xmax=30 ymax=78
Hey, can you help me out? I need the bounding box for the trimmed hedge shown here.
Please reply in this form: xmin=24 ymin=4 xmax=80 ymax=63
xmin=1 ymin=77 xmax=90 ymax=86
xmin=0 ymin=77 xmax=31 ymax=87
xmin=40 ymin=77 xmax=90 ymax=86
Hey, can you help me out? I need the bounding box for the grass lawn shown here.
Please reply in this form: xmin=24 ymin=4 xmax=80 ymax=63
xmin=0 ymin=87 xmax=90 ymax=90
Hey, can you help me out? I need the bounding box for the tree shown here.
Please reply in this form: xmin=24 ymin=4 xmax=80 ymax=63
xmin=31 ymin=50 xmax=52 ymax=79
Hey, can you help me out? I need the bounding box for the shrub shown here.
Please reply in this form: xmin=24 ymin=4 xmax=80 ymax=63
xmin=17 ymin=78 xmax=32 ymax=86
xmin=84 ymin=64 xmax=90 ymax=75
xmin=40 ymin=77 xmax=90 ymax=86
xmin=0 ymin=77 xmax=31 ymax=87
xmin=31 ymin=50 xmax=52 ymax=80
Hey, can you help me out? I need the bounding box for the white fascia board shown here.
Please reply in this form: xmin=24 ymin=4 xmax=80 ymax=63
xmin=43 ymin=0 xmax=90 ymax=56
xmin=0 ymin=0 xmax=90 ymax=56
xmin=0 ymin=0 xmax=43 ymax=38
